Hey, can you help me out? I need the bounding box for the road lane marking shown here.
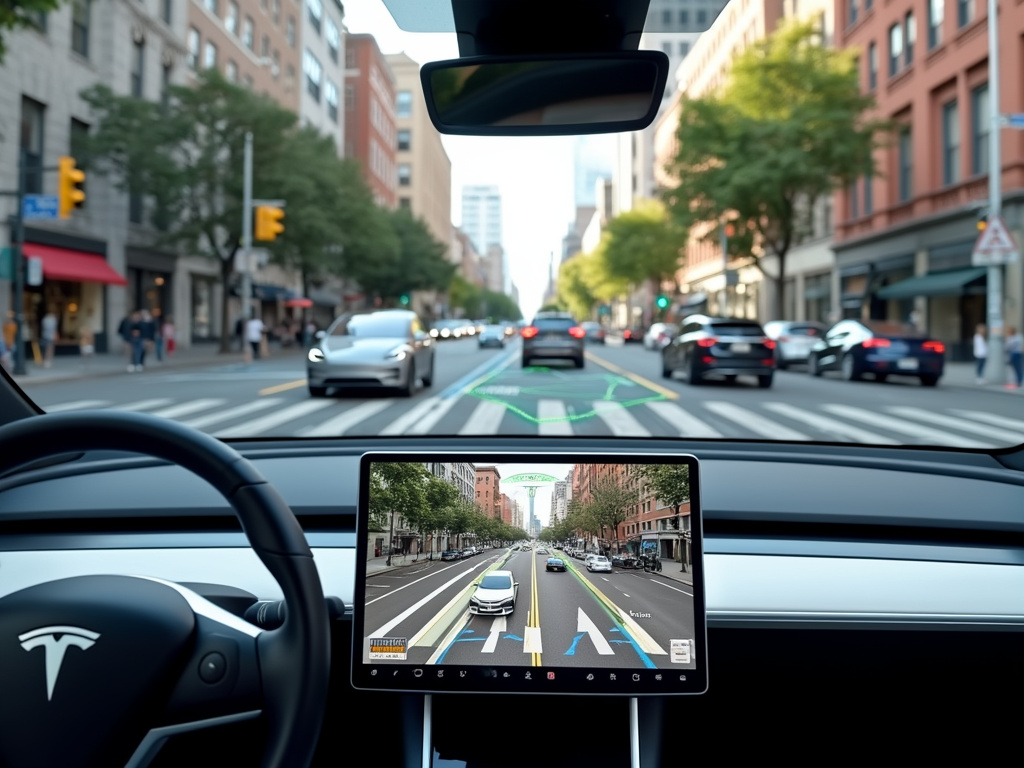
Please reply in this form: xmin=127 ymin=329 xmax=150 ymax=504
xmin=951 ymin=410 xmax=1024 ymax=432
xmin=763 ymin=402 xmax=898 ymax=444
xmin=111 ymin=398 xmax=174 ymax=412
xmin=259 ymin=378 xmax=307 ymax=395
xmin=524 ymin=626 xmax=543 ymax=654
xmin=460 ymin=400 xmax=507 ymax=434
xmin=442 ymin=346 xmax=518 ymax=399
xmin=586 ymin=351 xmax=679 ymax=400
xmin=367 ymin=560 xmax=479 ymax=605
xmin=704 ymin=402 xmax=810 ymax=440
xmin=577 ymin=608 xmax=614 ymax=655
xmin=181 ymin=399 xmax=282 ymax=429
xmin=887 ymin=406 xmax=1024 ymax=444
xmin=368 ymin=567 xmax=479 ymax=639
xmin=645 ymin=401 xmax=723 ymax=437
xmin=300 ymin=401 xmax=392 ymax=437
xmin=650 ymin=580 xmax=693 ymax=597
xmin=530 ymin=543 xmax=542 ymax=665
xmin=213 ymin=399 xmax=334 ymax=437
xmin=537 ymin=400 xmax=574 ymax=435
xmin=822 ymin=404 xmax=991 ymax=448
xmin=482 ymin=616 xmax=506 ymax=653
xmin=150 ymin=399 xmax=227 ymax=420
xmin=592 ymin=400 xmax=651 ymax=437
xmin=44 ymin=400 xmax=110 ymax=412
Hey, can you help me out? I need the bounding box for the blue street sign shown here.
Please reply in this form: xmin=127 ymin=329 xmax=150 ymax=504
xmin=1005 ymin=114 xmax=1024 ymax=130
xmin=22 ymin=195 xmax=59 ymax=220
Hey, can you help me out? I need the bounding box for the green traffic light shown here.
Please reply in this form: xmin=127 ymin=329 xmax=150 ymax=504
xmin=400 ymin=295 xmax=410 ymax=306
xmin=656 ymin=296 xmax=669 ymax=309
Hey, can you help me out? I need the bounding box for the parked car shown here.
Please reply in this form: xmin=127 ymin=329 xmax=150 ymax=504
xmin=468 ymin=570 xmax=519 ymax=616
xmin=521 ymin=312 xmax=586 ymax=368
xmin=807 ymin=319 xmax=946 ymax=386
xmin=643 ymin=323 xmax=679 ymax=350
xmin=587 ymin=556 xmax=612 ymax=573
xmin=306 ymin=309 xmax=435 ymax=397
xmin=621 ymin=326 xmax=645 ymax=343
xmin=661 ymin=315 xmax=776 ymax=388
xmin=581 ymin=321 xmax=606 ymax=344
xmin=441 ymin=550 xmax=462 ymax=561
xmin=763 ymin=320 xmax=828 ymax=369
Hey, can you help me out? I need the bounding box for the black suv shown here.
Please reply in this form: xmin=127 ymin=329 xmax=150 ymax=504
xmin=521 ymin=312 xmax=586 ymax=368
xmin=661 ymin=315 xmax=776 ymax=388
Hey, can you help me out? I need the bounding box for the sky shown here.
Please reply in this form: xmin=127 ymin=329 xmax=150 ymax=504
xmin=344 ymin=2 xmax=617 ymax=320
xmin=491 ymin=463 xmax=574 ymax=530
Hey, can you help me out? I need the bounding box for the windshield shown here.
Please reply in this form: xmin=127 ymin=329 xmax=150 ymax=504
xmin=4 ymin=0 xmax=1023 ymax=453
xmin=478 ymin=574 xmax=512 ymax=591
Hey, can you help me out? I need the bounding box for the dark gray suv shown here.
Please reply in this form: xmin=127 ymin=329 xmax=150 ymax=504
xmin=521 ymin=312 xmax=586 ymax=368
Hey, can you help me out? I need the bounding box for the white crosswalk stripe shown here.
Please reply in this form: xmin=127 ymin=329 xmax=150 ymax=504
xmin=951 ymin=410 xmax=1024 ymax=433
xmin=764 ymin=403 xmax=898 ymax=444
xmin=181 ymin=399 xmax=283 ymax=430
xmin=537 ymin=399 xmax=574 ymax=435
xmin=300 ymin=401 xmax=393 ymax=437
xmin=704 ymin=401 xmax=810 ymax=440
xmin=44 ymin=400 xmax=110 ymax=412
xmin=149 ymin=399 xmax=227 ymax=420
xmin=459 ymin=400 xmax=507 ymax=435
xmin=822 ymin=404 xmax=992 ymax=448
xmin=110 ymin=398 xmax=174 ymax=412
xmin=213 ymin=399 xmax=335 ymax=437
xmin=380 ymin=396 xmax=458 ymax=435
xmin=645 ymin=401 xmax=722 ymax=438
xmin=592 ymin=400 xmax=650 ymax=437
xmin=889 ymin=407 xmax=1024 ymax=444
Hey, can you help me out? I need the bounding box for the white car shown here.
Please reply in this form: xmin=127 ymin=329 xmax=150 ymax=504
xmin=587 ymin=556 xmax=612 ymax=573
xmin=643 ymin=323 xmax=679 ymax=350
xmin=762 ymin=320 xmax=828 ymax=369
xmin=468 ymin=570 xmax=519 ymax=616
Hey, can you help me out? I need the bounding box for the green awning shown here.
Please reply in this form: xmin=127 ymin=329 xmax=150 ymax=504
xmin=875 ymin=267 xmax=987 ymax=300
xmin=803 ymin=285 xmax=830 ymax=300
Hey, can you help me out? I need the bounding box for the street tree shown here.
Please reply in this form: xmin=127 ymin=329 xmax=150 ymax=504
xmin=633 ymin=464 xmax=691 ymax=570
xmin=367 ymin=462 xmax=428 ymax=542
xmin=583 ymin=476 xmax=638 ymax=555
xmin=411 ymin=473 xmax=462 ymax=560
xmin=0 ymin=0 xmax=61 ymax=62
xmin=664 ymin=20 xmax=886 ymax=316
xmin=598 ymin=200 xmax=686 ymax=307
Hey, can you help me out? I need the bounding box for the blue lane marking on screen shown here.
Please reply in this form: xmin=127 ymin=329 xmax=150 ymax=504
xmin=610 ymin=627 xmax=656 ymax=669
xmin=565 ymin=633 xmax=585 ymax=656
xmin=504 ymin=634 xmax=523 ymax=641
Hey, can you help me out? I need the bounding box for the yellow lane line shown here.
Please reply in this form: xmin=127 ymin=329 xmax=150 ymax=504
xmin=258 ymin=379 xmax=307 ymax=395
xmin=585 ymin=351 xmax=679 ymax=400
xmin=531 ymin=551 xmax=542 ymax=666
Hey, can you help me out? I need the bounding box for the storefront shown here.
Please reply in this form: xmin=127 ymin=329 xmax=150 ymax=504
xmin=803 ymin=273 xmax=832 ymax=324
xmin=125 ymin=248 xmax=175 ymax=326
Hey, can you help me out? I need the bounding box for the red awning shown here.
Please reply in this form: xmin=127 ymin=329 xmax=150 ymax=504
xmin=22 ymin=243 xmax=127 ymax=286
xmin=285 ymin=297 xmax=314 ymax=308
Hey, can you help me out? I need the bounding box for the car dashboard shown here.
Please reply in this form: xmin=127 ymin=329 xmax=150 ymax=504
xmin=1 ymin=435 xmax=1023 ymax=766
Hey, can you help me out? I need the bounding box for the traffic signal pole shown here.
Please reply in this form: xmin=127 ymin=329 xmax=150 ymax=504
xmin=241 ymin=131 xmax=254 ymax=330
xmin=985 ymin=0 xmax=1006 ymax=385
xmin=10 ymin=151 xmax=28 ymax=375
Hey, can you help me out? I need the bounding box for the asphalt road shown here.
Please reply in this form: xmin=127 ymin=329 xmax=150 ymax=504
xmin=362 ymin=549 xmax=696 ymax=670
xmin=25 ymin=336 xmax=1024 ymax=446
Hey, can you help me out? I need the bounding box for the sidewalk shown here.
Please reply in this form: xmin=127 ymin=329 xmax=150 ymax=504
xmin=3 ymin=342 xmax=304 ymax=386
xmin=938 ymin=361 xmax=1023 ymax=394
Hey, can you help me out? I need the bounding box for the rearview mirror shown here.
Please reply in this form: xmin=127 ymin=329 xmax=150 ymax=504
xmin=421 ymin=51 xmax=669 ymax=136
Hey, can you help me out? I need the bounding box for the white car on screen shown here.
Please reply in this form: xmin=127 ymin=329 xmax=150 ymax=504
xmin=587 ymin=556 xmax=612 ymax=573
xmin=469 ymin=570 xmax=519 ymax=616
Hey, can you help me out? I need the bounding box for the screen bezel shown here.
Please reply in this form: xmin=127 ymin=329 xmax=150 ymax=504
xmin=351 ymin=451 xmax=707 ymax=696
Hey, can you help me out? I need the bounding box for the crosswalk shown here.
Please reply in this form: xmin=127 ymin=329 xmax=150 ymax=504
xmin=32 ymin=394 xmax=1024 ymax=447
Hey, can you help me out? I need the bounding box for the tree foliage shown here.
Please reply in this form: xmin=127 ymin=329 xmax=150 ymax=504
xmin=448 ymin=276 xmax=522 ymax=320
xmin=598 ymin=199 xmax=686 ymax=288
xmin=664 ymin=20 xmax=888 ymax=315
xmin=0 ymin=0 xmax=61 ymax=62
xmin=368 ymin=462 xmax=430 ymax=532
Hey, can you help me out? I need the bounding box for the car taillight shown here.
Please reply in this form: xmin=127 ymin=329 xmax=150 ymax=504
xmin=763 ymin=339 xmax=776 ymax=350
xmin=569 ymin=326 xmax=586 ymax=338
xmin=862 ymin=338 xmax=891 ymax=348
xmin=696 ymin=337 xmax=718 ymax=348
xmin=623 ymin=330 xmax=632 ymax=339
xmin=521 ymin=326 xmax=539 ymax=339
xmin=923 ymin=340 xmax=945 ymax=353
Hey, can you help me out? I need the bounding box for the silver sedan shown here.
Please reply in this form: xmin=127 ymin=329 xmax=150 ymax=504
xmin=306 ymin=310 xmax=435 ymax=397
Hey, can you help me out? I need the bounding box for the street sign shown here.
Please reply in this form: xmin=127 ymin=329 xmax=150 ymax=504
xmin=972 ymin=215 xmax=1019 ymax=266
xmin=26 ymin=256 xmax=43 ymax=286
xmin=22 ymin=195 xmax=59 ymax=220
xmin=1004 ymin=114 xmax=1024 ymax=129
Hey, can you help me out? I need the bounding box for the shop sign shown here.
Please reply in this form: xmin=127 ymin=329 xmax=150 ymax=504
xmin=26 ymin=256 xmax=43 ymax=286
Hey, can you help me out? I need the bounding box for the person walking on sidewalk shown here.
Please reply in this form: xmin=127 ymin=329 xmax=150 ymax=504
xmin=973 ymin=324 xmax=988 ymax=384
xmin=162 ymin=317 xmax=176 ymax=356
xmin=1006 ymin=327 xmax=1023 ymax=389
xmin=245 ymin=314 xmax=265 ymax=361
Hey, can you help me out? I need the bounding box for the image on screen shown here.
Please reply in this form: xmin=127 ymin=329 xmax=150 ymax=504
xmin=353 ymin=453 xmax=705 ymax=695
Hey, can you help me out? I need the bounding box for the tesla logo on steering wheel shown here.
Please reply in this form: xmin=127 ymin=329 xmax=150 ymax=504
xmin=19 ymin=625 xmax=101 ymax=701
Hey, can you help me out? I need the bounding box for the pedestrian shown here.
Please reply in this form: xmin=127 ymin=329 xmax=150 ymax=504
xmin=140 ymin=310 xmax=156 ymax=366
xmin=245 ymin=314 xmax=265 ymax=360
xmin=1006 ymin=326 xmax=1023 ymax=389
xmin=40 ymin=309 xmax=58 ymax=368
xmin=3 ymin=310 xmax=15 ymax=353
xmin=154 ymin=313 xmax=164 ymax=362
xmin=162 ymin=316 xmax=176 ymax=356
xmin=79 ymin=324 xmax=95 ymax=370
xmin=128 ymin=311 xmax=145 ymax=372
xmin=973 ymin=323 xmax=988 ymax=384
xmin=0 ymin=336 xmax=9 ymax=372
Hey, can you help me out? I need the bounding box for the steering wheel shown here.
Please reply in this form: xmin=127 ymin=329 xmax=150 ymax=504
xmin=0 ymin=411 xmax=330 ymax=768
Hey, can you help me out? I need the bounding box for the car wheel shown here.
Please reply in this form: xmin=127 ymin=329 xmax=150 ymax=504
xmin=841 ymin=354 xmax=861 ymax=381
xmin=876 ymin=373 xmax=888 ymax=383
xmin=725 ymin=374 xmax=737 ymax=384
xmin=808 ymin=354 xmax=822 ymax=377
xmin=661 ymin=359 xmax=673 ymax=379
xmin=575 ymin=356 xmax=585 ymax=369
xmin=422 ymin=358 xmax=435 ymax=387
xmin=688 ymin=362 xmax=703 ymax=386
xmin=920 ymin=374 xmax=939 ymax=387
xmin=308 ymin=385 xmax=327 ymax=397
xmin=522 ymin=355 xmax=531 ymax=368
xmin=758 ymin=374 xmax=773 ymax=389
xmin=776 ymin=354 xmax=788 ymax=370
xmin=398 ymin=363 xmax=415 ymax=397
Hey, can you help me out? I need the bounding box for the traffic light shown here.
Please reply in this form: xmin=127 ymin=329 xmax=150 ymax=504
xmin=656 ymin=295 xmax=670 ymax=309
xmin=254 ymin=205 xmax=285 ymax=241
xmin=399 ymin=294 xmax=410 ymax=306
xmin=977 ymin=214 xmax=988 ymax=231
xmin=58 ymin=156 xmax=85 ymax=218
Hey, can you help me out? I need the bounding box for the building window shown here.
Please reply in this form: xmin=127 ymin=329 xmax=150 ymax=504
xmin=696 ymin=9 xmax=707 ymax=25
xmin=272 ymin=0 xmax=280 ymax=24
xmin=864 ymin=173 xmax=873 ymax=215
xmin=70 ymin=119 xmax=90 ymax=204
xmin=303 ymin=49 xmax=321 ymax=101
xmin=848 ymin=181 xmax=859 ymax=219
xmin=848 ymin=0 xmax=858 ymax=25
xmin=204 ymin=41 xmax=217 ymax=69
xmin=397 ymin=129 xmax=410 ymax=151
xmin=326 ymin=17 xmax=339 ymax=62
xmin=971 ymin=84 xmax=989 ymax=175
xmin=661 ymin=9 xmax=670 ymax=25
xmin=927 ymin=0 xmax=943 ymax=49
xmin=242 ymin=17 xmax=253 ymax=49
xmin=868 ymin=42 xmax=877 ymax=89
xmin=226 ymin=1 xmax=238 ymax=33
xmin=272 ymin=50 xmax=280 ymax=79
xmin=680 ymin=10 xmax=689 ymax=25
xmin=161 ymin=63 xmax=172 ymax=106
xmin=345 ymin=84 xmax=354 ymax=110
xmin=905 ymin=12 xmax=915 ymax=65
xmin=399 ymin=197 xmax=411 ymax=210
xmin=204 ymin=0 xmax=218 ymax=15
xmin=261 ymin=34 xmax=270 ymax=57
xmin=242 ymin=73 xmax=253 ymax=89
xmin=941 ymin=99 xmax=959 ymax=185
xmin=398 ymin=164 xmax=411 ymax=186
xmin=71 ymin=0 xmax=90 ymax=57
xmin=957 ymin=0 xmax=973 ymax=27
xmin=187 ymin=28 xmax=199 ymax=69
xmin=889 ymin=24 xmax=902 ymax=76
xmin=307 ymin=0 xmax=322 ymax=33
xmin=661 ymin=41 xmax=672 ymax=55
xmin=162 ymin=0 xmax=172 ymax=25
xmin=226 ymin=60 xmax=238 ymax=82
xmin=19 ymin=98 xmax=44 ymax=194
xmin=679 ymin=41 xmax=689 ymax=57
xmin=131 ymin=39 xmax=144 ymax=98
xmin=325 ymin=80 xmax=338 ymax=122
xmin=898 ymin=126 xmax=912 ymax=202
xmin=286 ymin=16 xmax=295 ymax=46
xmin=396 ymin=90 xmax=412 ymax=117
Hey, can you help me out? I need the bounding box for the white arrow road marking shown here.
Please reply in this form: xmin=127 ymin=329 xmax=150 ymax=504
xmin=524 ymin=626 xmax=543 ymax=654
xmin=577 ymin=607 xmax=614 ymax=655
xmin=482 ymin=616 xmax=506 ymax=653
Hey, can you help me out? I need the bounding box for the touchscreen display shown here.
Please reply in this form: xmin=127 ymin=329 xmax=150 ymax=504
xmin=351 ymin=452 xmax=706 ymax=695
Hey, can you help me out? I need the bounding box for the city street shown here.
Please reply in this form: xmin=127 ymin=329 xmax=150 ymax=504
xmin=19 ymin=335 xmax=1024 ymax=445
xmin=362 ymin=548 xmax=696 ymax=670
